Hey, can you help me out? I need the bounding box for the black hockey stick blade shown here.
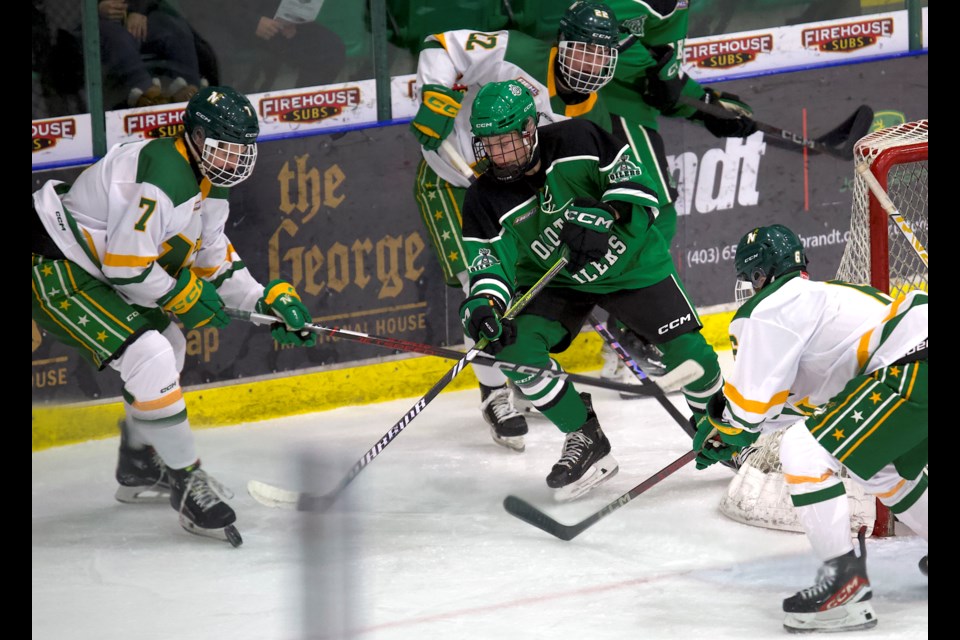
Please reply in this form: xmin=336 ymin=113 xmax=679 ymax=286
xmin=503 ymin=449 xmax=698 ymax=541
xmin=813 ymin=104 xmax=874 ymax=159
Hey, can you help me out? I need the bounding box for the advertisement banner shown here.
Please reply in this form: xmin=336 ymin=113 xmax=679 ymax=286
xmin=31 ymin=9 xmax=927 ymax=169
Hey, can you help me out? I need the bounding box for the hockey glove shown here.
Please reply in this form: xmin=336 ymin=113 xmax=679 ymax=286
xmin=255 ymin=279 xmax=317 ymax=347
xmin=693 ymin=88 xmax=758 ymax=138
xmin=638 ymin=44 xmax=686 ymax=113
xmin=691 ymin=392 xmax=761 ymax=469
xmin=159 ymin=269 xmax=230 ymax=329
xmin=559 ymin=198 xmax=617 ymax=274
xmin=459 ymin=294 xmax=517 ymax=355
xmin=410 ymin=84 xmax=463 ymax=151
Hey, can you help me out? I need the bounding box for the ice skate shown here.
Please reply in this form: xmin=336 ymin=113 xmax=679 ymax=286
xmin=546 ymin=393 xmax=619 ymax=502
xmin=507 ymin=379 xmax=539 ymax=417
xmin=783 ymin=527 xmax=877 ymax=633
xmin=480 ymin=383 xmax=528 ymax=452
xmin=169 ymin=462 xmax=242 ymax=547
xmin=114 ymin=419 xmax=171 ymax=504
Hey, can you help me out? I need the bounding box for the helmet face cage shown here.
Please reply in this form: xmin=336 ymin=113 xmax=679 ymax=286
xmin=469 ymin=80 xmax=541 ymax=182
xmin=556 ymin=1 xmax=620 ymax=94
xmin=734 ymin=272 xmax=759 ymax=306
xmin=472 ymin=119 xmax=539 ymax=182
xmin=183 ymin=86 xmax=260 ymax=187
xmin=557 ymin=41 xmax=618 ymax=93
xmin=196 ymin=135 xmax=258 ymax=188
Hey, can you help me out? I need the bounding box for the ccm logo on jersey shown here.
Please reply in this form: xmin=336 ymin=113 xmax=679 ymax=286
xmin=563 ymin=209 xmax=613 ymax=230
xmin=658 ymin=313 xmax=692 ymax=335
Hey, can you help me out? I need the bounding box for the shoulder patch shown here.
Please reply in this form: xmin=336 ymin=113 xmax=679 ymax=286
xmin=608 ymin=154 xmax=643 ymax=183
xmin=468 ymin=248 xmax=500 ymax=273
xmin=622 ymin=16 xmax=646 ymax=37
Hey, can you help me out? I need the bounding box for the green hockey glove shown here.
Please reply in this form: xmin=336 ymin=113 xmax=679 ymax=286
xmin=409 ymin=84 xmax=463 ymax=151
xmin=692 ymin=392 xmax=761 ymax=469
xmin=693 ymin=88 xmax=758 ymax=138
xmin=559 ymin=198 xmax=617 ymax=274
xmin=159 ymin=269 xmax=230 ymax=329
xmin=255 ymin=280 xmax=317 ymax=347
xmin=638 ymin=44 xmax=686 ymax=113
xmin=459 ymin=294 xmax=516 ymax=355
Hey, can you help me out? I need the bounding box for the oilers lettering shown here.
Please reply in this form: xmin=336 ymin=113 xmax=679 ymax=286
xmin=658 ymin=313 xmax=692 ymax=335
xmin=530 ymin=219 xmax=565 ymax=259
xmin=569 ymin=235 xmax=627 ymax=283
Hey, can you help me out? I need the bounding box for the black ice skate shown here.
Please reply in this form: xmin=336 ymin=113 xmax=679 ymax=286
xmin=783 ymin=527 xmax=877 ymax=633
xmin=114 ymin=420 xmax=171 ymax=504
xmin=169 ymin=462 xmax=242 ymax=547
xmin=546 ymin=393 xmax=618 ymax=501
xmin=480 ymin=383 xmax=529 ymax=452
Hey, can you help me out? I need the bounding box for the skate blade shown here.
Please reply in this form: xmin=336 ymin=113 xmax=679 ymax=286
xmin=179 ymin=516 xmax=243 ymax=548
xmin=553 ymin=455 xmax=619 ymax=502
xmin=114 ymin=484 xmax=171 ymax=504
xmin=783 ymin=601 xmax=878 ymax=633
xmin=490 ymin=428 xmax=525 ymax=452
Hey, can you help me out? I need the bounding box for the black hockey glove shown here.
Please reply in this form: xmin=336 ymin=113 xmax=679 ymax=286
xmin=459 ymin=294 xmax=517 ymax=355
xmin=559 ymin=198 xmax=617 ymax=274
xmin=693 ymin=88 xmax=758 ymax=138
xmin=638 ymin=44 xmax=686 ymax=113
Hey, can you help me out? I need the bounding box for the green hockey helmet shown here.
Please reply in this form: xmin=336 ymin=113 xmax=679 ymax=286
xmin=470 ymin=80 xmax=541 ymax=182
xmin=183 ymin=86 xmax=259 ymax=187
xmin=734 ymin=224 xmax=809 ymax=304
xmin=556 ymin=1 xmax=620 ymax=94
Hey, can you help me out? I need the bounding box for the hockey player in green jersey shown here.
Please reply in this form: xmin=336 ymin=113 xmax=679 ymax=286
xmin=597 ymin=0 xmax=758 ymax=386
xmin=409 ymin=1 xmax=623 ymax=451
xmin=458 ymin=79 xmax=723 ymax=501
xmin=692 ymin=224 xmax=927 ymax=632
xmin=31 ymin=86 xmax=317 ymax=547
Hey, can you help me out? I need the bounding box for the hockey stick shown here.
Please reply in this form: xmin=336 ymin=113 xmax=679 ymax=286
xmin=855 ymin=161 xmax=928 ymax=267
xmin=503 ymin=448 xmax=698 ymax=541
xmin=248 ymin=256 xmax=569 ymax=511
xmin=679 ymin=96 xmax=873 ymax=161
xmin=227 ymin=309 xmax=666 ymax=398
xmin=587 ymin=314 xmax=696 ymax=434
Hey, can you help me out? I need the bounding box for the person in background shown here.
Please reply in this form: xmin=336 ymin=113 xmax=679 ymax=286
xmin=31 ymin=86 xmax=317 ymax=546
xmin=598 ymin=0 xmax=758 ymax=388
xmin=97 ymin=0 xmax=205 ymax=107
xmin=692 ymin=223 xmax=927 ymax=632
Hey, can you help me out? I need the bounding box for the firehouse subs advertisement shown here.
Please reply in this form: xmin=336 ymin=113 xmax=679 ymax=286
xmin=32 ymin=13 xmax=927 ymax=405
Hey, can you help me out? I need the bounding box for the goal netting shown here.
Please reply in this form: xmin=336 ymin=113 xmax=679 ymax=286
xmin=719 ymin=119 xmax=928 ymax=538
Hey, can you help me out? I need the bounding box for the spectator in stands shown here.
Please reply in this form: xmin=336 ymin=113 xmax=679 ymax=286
xmin=98 ymin=0 xmax=205 ymax=107
xmin=179 ymin=0 xmax=346 ymax=94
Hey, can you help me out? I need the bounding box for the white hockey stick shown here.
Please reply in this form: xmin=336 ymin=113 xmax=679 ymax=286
xmin=855 ymin=161 xmax=928 ymax=267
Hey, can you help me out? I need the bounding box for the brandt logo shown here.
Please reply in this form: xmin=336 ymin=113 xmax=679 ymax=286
xmin=668 ymin=133 xmax=765 ymax=216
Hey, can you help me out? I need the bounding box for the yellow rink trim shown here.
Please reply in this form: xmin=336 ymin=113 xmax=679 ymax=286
xmin=32 ymin=311 xmax=735 ymax=451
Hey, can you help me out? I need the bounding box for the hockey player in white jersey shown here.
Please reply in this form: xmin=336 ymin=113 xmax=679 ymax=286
xmin=409 ymin=1 xmax=621 ymax=451
xmin=31 ymin=86 xmax=317 ymax=547
xmin=691 ymin=224 xmax=927 ymax=632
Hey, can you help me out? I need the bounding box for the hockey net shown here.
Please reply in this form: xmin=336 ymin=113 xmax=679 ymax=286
xmin=719 ymin=120 xmax=928 ymax=538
